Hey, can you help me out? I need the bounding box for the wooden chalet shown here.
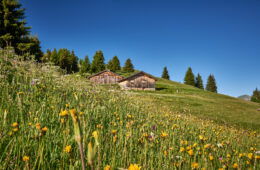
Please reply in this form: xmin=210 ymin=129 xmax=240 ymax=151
xmin=118 ymin=71 xmax=157 ymax=90
xmin=88 ymin=70 xmax=124 ymax=84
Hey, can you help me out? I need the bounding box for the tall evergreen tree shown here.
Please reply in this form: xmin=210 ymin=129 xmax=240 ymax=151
xmin=195 ymin=73 xmax=204 ymax=89
xmin=206 ymin=74 xmax=217 ymax=93
xmin=0 ymin=0 xmax=42 ymax=60
xmin=161 ymin=66 xmax=170 ymax=80
xmin=184 ymin=67 xmax=195 ymax=86
xmin=79 ymin=55 xmax=91 ymax=74
xmin=90 ymin=50 xmax=105 ymax=73
xmin=107 ymin=56 xmax=121 ymax=72
xmin=123 ymin=58 xmax=134 ymax=72
xmin=251 ymin=88 xmax=260 ymax=103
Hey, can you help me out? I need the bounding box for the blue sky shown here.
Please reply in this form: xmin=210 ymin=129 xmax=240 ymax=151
xmin=20 ymin=0 xmax=260 ymax=97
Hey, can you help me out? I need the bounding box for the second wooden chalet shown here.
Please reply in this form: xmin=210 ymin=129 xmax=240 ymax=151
xmin=118 ymin=71 xmax=157 ymax=90
xmin=88 ymin=70 xmax=124 ymax=84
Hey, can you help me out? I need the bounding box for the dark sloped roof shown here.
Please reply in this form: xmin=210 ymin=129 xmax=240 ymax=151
xmin=118 ymin=71 xmax=157 ymax=82
xmin=88 ymin=70 xmax=124 ymax=79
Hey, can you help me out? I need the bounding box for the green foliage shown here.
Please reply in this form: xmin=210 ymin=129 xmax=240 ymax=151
xmin=195 ymin=73 xmax=204 ymax=89
xmin=123 ymin=58 xmax=134 ymax=72
xmin=79 ymin=55 xmax=91 ymax=74
xmin=161 ymin=66 xmax=170 ymax=80
xmin=90 ymin=50 xmax=105 ymax=73
xmin=184 ymin=67 xmax=195 ymax=86
xmin=251 ymin=88 xmax=260 ymax=103
xmin=42 ymin=48 xmax=79 ymax=74
xmin=0 ymin=50 xmax=259 ymax=169
xmin=206 ymin=74 xmax=217 ymax=93
xmin=107 ymin=56 xmax=120 ymax=72
xmin=0 ymin=0 xmax=43 ymax=60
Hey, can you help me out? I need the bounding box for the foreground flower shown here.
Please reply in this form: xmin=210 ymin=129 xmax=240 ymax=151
xmin=41 ymin=126 xmax=48 ymax=132
xmin=64 ymin=145 xmax=72 ymax=153
xmin=128 ymin=164 xmax=141 ymax=170
xmin=23 ymin=156 xmax=29 ymax=162
xmin=192 ymin=162 xmax=199 ymax=169
xmin=233 ymin=163 xmax=238 ymax=169
xmin=104 ymin=165 xmax=111 ymax=170
xmin=12 ymin=122 xmax=19 ymax=128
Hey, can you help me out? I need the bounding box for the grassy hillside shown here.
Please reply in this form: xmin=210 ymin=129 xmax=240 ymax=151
xmin=135 ymin=78 xmax=260 ymax=130
xmin=0 ymin=51 xmax=259 ymax=169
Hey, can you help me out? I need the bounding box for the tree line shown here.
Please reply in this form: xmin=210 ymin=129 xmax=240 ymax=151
xmin=161 ymin=66 xmax=218 ymax=93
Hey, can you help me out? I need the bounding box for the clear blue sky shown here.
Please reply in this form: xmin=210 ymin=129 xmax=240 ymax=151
xmin=20 ymin=0 xmax=260 ymax=97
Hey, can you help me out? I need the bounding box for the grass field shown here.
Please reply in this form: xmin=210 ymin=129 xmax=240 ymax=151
xmin=0 ymin=50 xmax=259 ymax=169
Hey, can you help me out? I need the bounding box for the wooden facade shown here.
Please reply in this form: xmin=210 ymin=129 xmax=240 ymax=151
xmin=88 ymin=70 xmax=124 ymax=84
xmin=118 ymin=71 xmax=157 ymax=90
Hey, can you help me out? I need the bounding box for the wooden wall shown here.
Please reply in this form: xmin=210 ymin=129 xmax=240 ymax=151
xmin=89 ymin=71 xmax=123 ymax=84
xmin=119 ymin=75 xmax=155 ymax=90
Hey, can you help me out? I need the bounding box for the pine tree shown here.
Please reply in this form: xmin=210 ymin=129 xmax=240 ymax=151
xmin=80 ymin=55 xmax=91 ymax=74
xmin=107 ymin=56 xmax=121 ymax=72
xmin=0 ymin=0 xmax=42 ymax=60
xmin=206 ymin=74 xmax=217 ymax=93
xmin=161 ymin=66 xmax=170 ymax=80
xmin=90 ymin=50 xmax=105 ymax=73
xmin=195 ymin=73 xmax=204 ymax=89
xmin=251 ymin=88 xmax=260 ymax=103
xmin=123 ymin=58 xmax=134 ymax=72
xmin=184 ymin=67 xmax=195 ymax=86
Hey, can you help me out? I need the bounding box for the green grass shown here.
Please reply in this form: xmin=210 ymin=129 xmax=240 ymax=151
xmin=0 ymin=50 xmax=259 ymax=169
xmin=135 ymin=78 xmax=260 ymax=130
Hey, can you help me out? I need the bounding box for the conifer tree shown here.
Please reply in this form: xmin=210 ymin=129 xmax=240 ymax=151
xmin=111 ymin=56 xmax=120 ymax=71
xmin=195 ymin=73 xmax=204 ymax=89
xmin=90 ymin=50 xmax=105 ymax=73
xmin=0 ymin=0 xmax=42 ymax=60
xmin=161 ymin=66 xmax=170 ymax=80
xmin=123 ymin=58 xmax=134 ymax=72
xmin=184 ymin=67 xmax=195 ymax=86
xmin=206 ymin=74 xmax=217 ymax=93
xmin=107 ymin=56 xmax=121 ymax=72
xmin=251 ymin=88 xmax=260 ymax=103
xmin=80 ymin=55 xmax=91 ymax=74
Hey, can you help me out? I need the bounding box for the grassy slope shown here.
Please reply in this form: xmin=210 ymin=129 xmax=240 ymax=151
xmin=134 ymin=78 xmax=260 ymax=130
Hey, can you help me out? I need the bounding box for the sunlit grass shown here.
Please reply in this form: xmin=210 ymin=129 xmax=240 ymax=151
xmin=0 ymin=50 xmax=259 ymax=169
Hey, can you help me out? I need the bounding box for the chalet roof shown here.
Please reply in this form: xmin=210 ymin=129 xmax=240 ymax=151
xmin=88 ymin=70 xmax=124 ymax=79
xmin=118 ymin=71 xmax=157 ymax=82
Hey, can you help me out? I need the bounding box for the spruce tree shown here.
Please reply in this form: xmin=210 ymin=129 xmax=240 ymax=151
xmin=111 ymin=56 xmax=120 ymax=71
xmin=123 ymin=58 xmax=134 ymax=72
xmin=161 ymin=66 xmax=170 ymax=80
xmin=90 ymin=50 xmax=105 ymax=73
xmin=184 ymin=67 xmax=195 ymax=86
xmin=251 ymin=88 xmax=260 ymax=103
xmin=0 ymin=0 xmax=42 ymax=60
xmin=106 ymin=59 xmax=113 ymax=71
xmin=80 ymin=55 xmax=91 ymax=74
xmin=206 ymin=74 xmax=217 ymax=93
xmin=195 ymin=73 xmax=204 ymax=89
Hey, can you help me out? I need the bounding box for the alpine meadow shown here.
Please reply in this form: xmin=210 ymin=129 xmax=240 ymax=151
xmin=0 ymin=0 xmax=260 ymax=170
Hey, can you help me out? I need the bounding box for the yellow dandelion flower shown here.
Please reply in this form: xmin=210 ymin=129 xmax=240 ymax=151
xmin=112 ymin=129 xmax=117 ymax=135
xmin=92 ymin=131 xmax=98 ymax=139
xmin=199 ymin=135 xmax=204 ymax=140
xmin=18 ymin=92 xmax=23 ymax=95
xmin=13 ymin=128 xmax=18 ymax=132
xmin=9 ymin=132 xmax=13 ymax=136
xmin=35 ymin=123 xmax=41 ymax=129
xmin=248 ymin=153 xmax=253 ymax=160
xmin=180 ymin=147 xmax=185 ymax=153
xmin=204 ymin=144 xmax=210 ymax=149
xmin=192 ymin=162 xmax=199 ymax=169
xmin=23 ymin=156 xmax=29 ymax=162
xmin=188 ymin=149 xmax=194 ymax=156
xmin=128 ymin=164 xmax=141 ymax=170
xmin=160 ymin=132 xmax=168 ymax=138
xmin=164 ymin=150 xmax=167 ymax=156
xmin=255 ymin=155 xmax=260 ymax=160
xmin=41 ymin=126 xmax=48 ymax=132
xmin=12 ymin=122 xmax=19 ymax=127
xmin=59 ymin=109 xmax=68 ymax=116
xmin=209 ymin=155 xmax=213 ymax=161
xmin=233 ymin=163 xmax=238 ymax=169
xmin=104 ymin=165 xmax=111 ymax=170
xmin=28 ymin=122 xmax=32 ymax=126
xmin=64 ymin=145 xmax=72 ymax=153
